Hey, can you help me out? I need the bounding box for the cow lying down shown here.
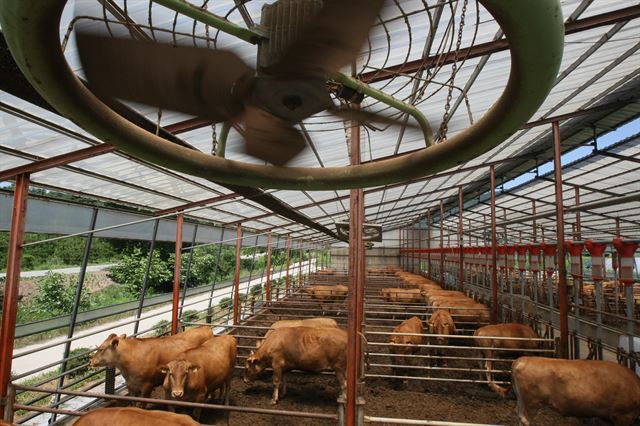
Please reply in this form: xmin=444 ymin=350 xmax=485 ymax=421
xmin=512 ymin=357 xmax=640 ymax=426
xmin=244 ymin=326 xmax=347 ymax=404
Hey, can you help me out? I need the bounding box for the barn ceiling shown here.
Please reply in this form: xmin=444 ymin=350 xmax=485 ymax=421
xmin=0 ymin=0 xmax=639 ymax=246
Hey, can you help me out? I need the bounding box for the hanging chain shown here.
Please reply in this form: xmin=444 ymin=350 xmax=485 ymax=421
xmin=437 ymin=0 xmax=468 ymax=142
xmin=211 ymin=124 xmax=218 ymax=155
xmin=155 ymin=108 xmax=163 ymax=136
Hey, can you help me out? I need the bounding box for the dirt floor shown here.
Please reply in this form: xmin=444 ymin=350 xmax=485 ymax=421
xmin=155 ymin=371 xmax=582 ymax=426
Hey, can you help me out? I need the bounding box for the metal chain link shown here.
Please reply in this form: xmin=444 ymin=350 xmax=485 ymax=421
xmin=211 ymin=124 xmax=218 ymax=155
xmin=438 ymin=0 xmax=468 ymax=142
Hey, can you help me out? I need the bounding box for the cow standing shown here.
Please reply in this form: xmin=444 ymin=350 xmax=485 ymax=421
xmin=512 ymin=357 xmax=640 ymax=425
xmin=74 ymin=407 xmax=199 ymax=426
xmin=162 ymin=335 xmax=237 ymax=420
xmin=243 ymin=326 xmax=347 ymax=404
xmin=90 ymin=326 xmax=212 ymax=405
xmin=427 ymin=309 xmax=456 ymax=366
xmin=473 ymin=323 xmax=538 ymax=396
xmin=257 ymin=317 xmax=338 ymax=348
xmin=389 ymin=316 xmax=423 ymax=384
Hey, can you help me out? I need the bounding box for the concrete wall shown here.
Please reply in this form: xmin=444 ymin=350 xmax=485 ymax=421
xmin=329 ymin=247 xmax=399 ymax=270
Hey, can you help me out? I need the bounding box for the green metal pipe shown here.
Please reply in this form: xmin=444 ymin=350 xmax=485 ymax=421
xmin=152 ymin=0 xmax=263 ymax=44
xmin=216 ymin=122 xmax=230 ymax=158
xmin=333 ymin=72 xmax=434 ymax=147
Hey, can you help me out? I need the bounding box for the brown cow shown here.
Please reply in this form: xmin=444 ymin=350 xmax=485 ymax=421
xmin=90 ymin=326 xmax=213 ymax=404
xmin=306 ymin=284 xmax=348 ymax=300
xmin=427 ymin=309 xmax=456 ymax=366
xmin=474 ymin=323 xmax=539 ymax=396
xmin=243 ymin=326 xmax=347 ymax=404
xmin=381 ymin=288 xmax=423 ymax=303
xmin=306 ymin=284 xmax=348 ymax=314
xmin=74 ymin=407 xmax=199 ymax=426
xmin=162 ymin=335 xmax=237 ymax=420
xmin=512 ymin=357 xmax=640 ymax=425
xmin=389 ymin=316 xmax=423 ymax=383
xmin=257 ymin=317 xmax=339 ymax=348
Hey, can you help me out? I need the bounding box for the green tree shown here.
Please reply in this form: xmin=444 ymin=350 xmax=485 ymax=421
xmin=32 ymin=272 xmax=90 ymax=317
xmin=108 ymin=248 xmax=173 ymax=296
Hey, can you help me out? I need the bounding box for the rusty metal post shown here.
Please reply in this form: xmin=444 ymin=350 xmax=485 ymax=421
xmin=459 ymin=187 xmax=464 ymax=291
xmin=574 ymin=186 xmax=582 ymax=358
xmin=171 ymin=213 xmax=183 ymax=335
xmin=298 ymin=241 xmax=303 ymax=288
xmin=411 ymin=223 xmax=416 ymax=273
xmin=233 ymin=224 xmax=242 ymax=325
xmin=345 ymin=113 xmax=365 ymax=426
xmin=439 ymin=200 xmax=445 ymax=285
xmin=285 ymin=235 xmax=291 ymax=295
xmin=308 ymin=241 xmax=312 ymax=276
xmin=265 ymin=232 xmax=272 ymax=305
xmin=400 ymin=226 xmax=404 ymax=270
xmin=0 ymin=173 xmax=29 ymax=410
xmin=427 ymin=208 xmax=431 ymax=280
xmin=553 ymin=122 xmax=569 ymax=359
xmin=417 ymin=214 xmax=422 ymax=275
xmin=490 ymin=166 xmax=499 ymax=323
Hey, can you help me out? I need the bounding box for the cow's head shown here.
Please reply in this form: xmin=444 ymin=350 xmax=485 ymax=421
xmin=243 ymin=351 xmax=265 ymax=383
xmin=90 ymin=333 xmax=125 ymax=367
xmin=428 ymin=311 xmax=456 ymax=345
xmin=161 ymin=359 xmax=199 ymax=399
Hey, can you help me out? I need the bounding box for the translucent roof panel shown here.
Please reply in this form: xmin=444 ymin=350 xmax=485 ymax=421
xmin=0 ymin=0 xmax=638 ymax=244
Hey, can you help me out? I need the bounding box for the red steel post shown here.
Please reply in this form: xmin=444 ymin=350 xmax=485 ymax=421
xmin=265 ymin=232 xmax=272 ymax=305
xmin=417 ymin=214 xmax=422 ymax=275
xmin=346 ymin=113 xmax=364 ymax=426
xmin=490 ymin=166 xmax=499 ymax=323
xmin=298 ymin=241 xmax=303 ymax=287
xmin=233 ymin=224 xmax=242 ymax=325
xmin=440 ymin=200 xmax=445 ymax=285
xmin=411 ymin=222 xmax=415 ymax=272
xmin=0 ymin=173 xmax=29 ymax=407
xmin=285 ymin=235 xmax=291 ymax=295
xmin=459 ymin=187 xmax=464 ymax=291
xmin=171 ymin=213 xmax=183 ymax=335
xmin=427 ymin=208 xmax=431 ymax=279
xmin=552 ymin=121 xmax=569 ymax=359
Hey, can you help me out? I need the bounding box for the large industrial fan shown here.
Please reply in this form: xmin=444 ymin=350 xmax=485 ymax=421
xmin=0 ymin=0 xmax=564 ymax=190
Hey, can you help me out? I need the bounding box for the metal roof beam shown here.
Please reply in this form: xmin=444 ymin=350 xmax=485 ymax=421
xmin=360 ymin=5 xmax=640 ymax=84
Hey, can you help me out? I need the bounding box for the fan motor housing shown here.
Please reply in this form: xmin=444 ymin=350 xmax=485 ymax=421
xmin=257 ymin=0 xmax=324 ymax=71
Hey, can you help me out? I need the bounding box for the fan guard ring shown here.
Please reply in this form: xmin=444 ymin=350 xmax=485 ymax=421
xmin=0 ymin=0 xmax=564 ymax=190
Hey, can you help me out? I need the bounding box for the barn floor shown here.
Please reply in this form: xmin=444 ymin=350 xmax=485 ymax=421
xmin=172 ymin=373 xmax=582 ymax=426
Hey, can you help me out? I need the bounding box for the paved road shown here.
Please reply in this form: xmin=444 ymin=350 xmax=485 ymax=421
xmin=0 ymin=264 xmax=116 ymax=279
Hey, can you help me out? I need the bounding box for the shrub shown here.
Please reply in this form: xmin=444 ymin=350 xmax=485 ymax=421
xmin=108 ymin=248 xmax=173 ymax=296
xmin=249 ymin=284 xmax=263 ymax=298
xmin=64 ymin=347 xmax=92 ymax=378
xmin=181 ymin=309 xmax=200 ymax=324
xmin=218 ymin=297 xmax=232 ymax=310
xmin=152 ymin=319 xmax=171 ymax=337
xmin=32 ymin=272 xmax=90 ymax=317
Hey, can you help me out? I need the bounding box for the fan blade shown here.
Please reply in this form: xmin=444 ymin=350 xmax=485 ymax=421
xmin=330 ymin=107 xmax=419 ymax=129
xmin=75 ymin=32 xmax=254 ymax=121
xmin=270 ymin=0 xmax=385 ymax=78
xmin=243 ymin=105 xmax=306 ymax=166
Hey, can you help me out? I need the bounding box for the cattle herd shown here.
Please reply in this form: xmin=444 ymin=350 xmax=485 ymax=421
xmin=41 ymin=268 xmax=640 ymax=425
